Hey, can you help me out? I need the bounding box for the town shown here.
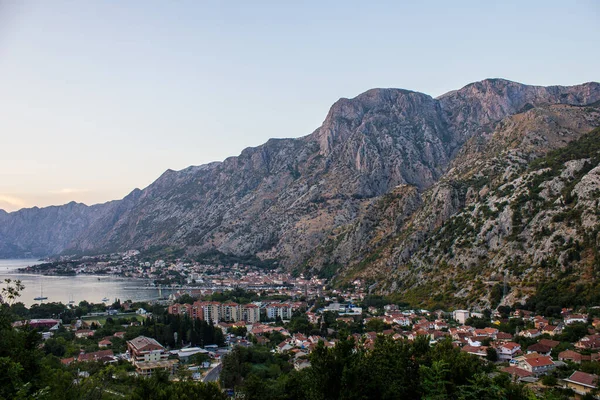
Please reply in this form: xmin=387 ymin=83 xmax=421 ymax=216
xmin=17 ymin=251 xmax=328 ymax=299
xmin=6 ymin=274 xmax=600 ymax=398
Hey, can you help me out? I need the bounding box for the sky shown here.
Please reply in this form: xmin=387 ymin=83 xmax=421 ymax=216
xmin=0 ymin=1 xmax=598 ymax=212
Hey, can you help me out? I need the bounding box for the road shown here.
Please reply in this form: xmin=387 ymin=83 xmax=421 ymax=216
xmin=203 ymin=363 xmax=222 ymax=383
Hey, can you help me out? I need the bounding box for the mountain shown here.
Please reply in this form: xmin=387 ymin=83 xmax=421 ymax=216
xmin=2 ymin=78 xmax=600 ymax=306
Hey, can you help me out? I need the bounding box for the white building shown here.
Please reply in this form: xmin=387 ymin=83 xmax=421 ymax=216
xmin=453 ymin=310 xmax=470 ymax=324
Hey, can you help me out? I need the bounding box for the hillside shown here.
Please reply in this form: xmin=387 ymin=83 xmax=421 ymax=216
xmin=327 ymin=111 xmax=600 ymax=309
xmin=1 ymin=79 xmax=599 ymax=306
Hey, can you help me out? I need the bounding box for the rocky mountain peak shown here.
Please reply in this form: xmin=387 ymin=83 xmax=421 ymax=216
xmin=1 ymin=79 xmax=599 ymax=279
xmin=314 ymin=88 xmax=438 ymax=157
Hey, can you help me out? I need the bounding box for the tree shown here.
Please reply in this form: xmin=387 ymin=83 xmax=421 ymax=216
xmin=486 ymin=347 xmax=498 ymax=362
xmin=420 ymin=360 xmax=451 ymax=400
xmin=365 ymin=318 xmax=387 ymax=332
xmin=542 ymin=374 xmax=557 ymax=387
xmin=0 ymin=279 xmax=24 ymax=306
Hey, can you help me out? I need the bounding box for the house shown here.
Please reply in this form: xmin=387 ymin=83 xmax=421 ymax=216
xmin=60 ymin=357 xmax=75 ymax=366
xmin=98 ymin=339 xmax=112 ymax=348
xmin=294 ymin=359 xmax=311 ymax=370
xmin=126 ymin=336 xmax=177 ymax=377
xmin=75 ymin=329 xmax=95 ymax=339
xmin=541 ymin=325 xmax=562 ymax=336
xmin=277 ymin=341 xmax=293 ymax=354
xmin=496 ymin=342 xmax=521 ymax=361
xmin=563 ymin=371 xmax=598 ymax=397
xmin=538 ymin=339 xmax=560 ymax=349
xmin=434 ymin=321 xmax=448 ymax=331
xmin=306 ymin=312 xmax=319 ymax=324
xmin=393 ymin=317 xmax=412 ymax=327
xmin=526 ymin=343 xmax=551 ymax=356
xmin=558 ymin=350 xmax=584 ymax=364
xmin=519 ymin=355 xmax=555 ymax=376
xmin=564 ymin=314 xmax=588 ymax=325
xmin=78 ymin=350 xmax=115 ymax=363
xmin=496 ymin=332 xmax=513 ymax=341
xmin=461 ymin=345 xmax=487 ymax=358
xmin=533 ymin=317 xmax=549 ymax=329
xmin=575 ymin=334 xmax=600 ymax=351
xmin=519 ymin=329 xmax=541 ymax=339
xmin=255 ymin=336 xmax=270 ymax=346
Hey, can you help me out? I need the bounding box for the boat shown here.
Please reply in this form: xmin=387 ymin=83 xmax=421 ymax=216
xmin=68 ymin=294 xmax=75 ymax=305
xmin=34 ymin=282 xmax=48 ymax=301
xmin=102 ymin=297 xmax=110 ymax=302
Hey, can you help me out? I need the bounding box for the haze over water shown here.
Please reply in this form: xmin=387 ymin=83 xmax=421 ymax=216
xmin=0 ymin=259 xmax=166 ymax=307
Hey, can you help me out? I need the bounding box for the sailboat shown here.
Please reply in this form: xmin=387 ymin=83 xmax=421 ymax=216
xmin=34 ymin=281 xmax=48 ymax=301
xmin=68 ymin=294 xmax=75 ymax=305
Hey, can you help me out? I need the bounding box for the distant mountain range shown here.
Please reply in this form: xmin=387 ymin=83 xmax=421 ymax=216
xmin=2 ymin=78 xmax=600 ymax=307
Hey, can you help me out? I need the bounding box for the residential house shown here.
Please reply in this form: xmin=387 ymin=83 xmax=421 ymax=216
xmin=519 ymin=355 xmax=555 ymax=377
xmin=75 ymin=329 xmax=95 ymax=339
xmin=461 ymin=345 xmax=487 ymax=358
xmin=526 ymin=343 xmax=551 ymax=356
xmin=496 ymin=342 xmax=521 ymax=361
xmin=541 ymin=325 xmax=562 ymax=336
xmin=558 ymin=350 xmax=585 ymax=364
xmin=575 ymin=334 xmax=600 ymax=351
xmin=78 ymin=350 xmax=115 ymax=363
xmin=520 ymin=329 xmax=541 ymax=339
xmin=565 ymin=314 xmax=588 ymax=325
xmin=563 ymin=371 xmax=598 ymax=397
xmin=538 ymin=339 xmax=560 ymax=349
xmin=496 ymin=332 xmax=513 ymax=341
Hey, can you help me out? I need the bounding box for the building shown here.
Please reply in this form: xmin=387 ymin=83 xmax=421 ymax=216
xmin=564 ymin=314 xmax=588 ymax=325
xmin=558 ymin=350 xmax=584 ymax=364
xmin=223 ymin=302 xmax=241 ymax=322
xmin=563 ymin=371 xmax=598 ymax=397
xmin=266 ymin=303 xmax=292 ymax=320
xmin=453 ymin=310 xmax=470 ymax=324
xmin=575 ymin=334 xmax=600 ymax=351
xmin=496 ymin=342 xmax=521 ymax=361
xmin=168 ymin=300 xmax=261 ymax=324
xmin=12 ymin=319 xmax=61 ymax=330
xmin=241 ymin=304 xmax=260 ymax=323
xmin=126 ymin=336 xmax=177 ymax=377
xmin=77 ymin=350 xmax=115 ymax=363
xmin=519 ymin=355 xmax=555 ymax=376
xmin=526 ymin=343 xmax=551 ymax=356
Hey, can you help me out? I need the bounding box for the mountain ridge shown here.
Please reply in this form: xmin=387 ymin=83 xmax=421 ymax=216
xmin=1 ymin=78 xmax=599 ymax=294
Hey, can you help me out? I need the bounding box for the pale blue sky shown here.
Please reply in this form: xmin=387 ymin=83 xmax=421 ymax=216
xmin=0 ymin=0 xmax=598 ymax=211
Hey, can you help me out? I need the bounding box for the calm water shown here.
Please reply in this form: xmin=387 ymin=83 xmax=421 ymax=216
xmin=0 ymin=259 xmax=167 ymax=307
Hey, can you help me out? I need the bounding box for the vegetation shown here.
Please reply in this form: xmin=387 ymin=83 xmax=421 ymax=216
xmin=0 ymin=280 xmax=225 ymax=399
xmin=220 ymin=336 xmax=540 ymax=400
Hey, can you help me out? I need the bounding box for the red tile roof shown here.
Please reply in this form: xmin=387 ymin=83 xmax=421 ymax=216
xmin=524 ymin=356 xmax=554 ymax=367
xmin=565 ymin=371 xmax=598 ymax=388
